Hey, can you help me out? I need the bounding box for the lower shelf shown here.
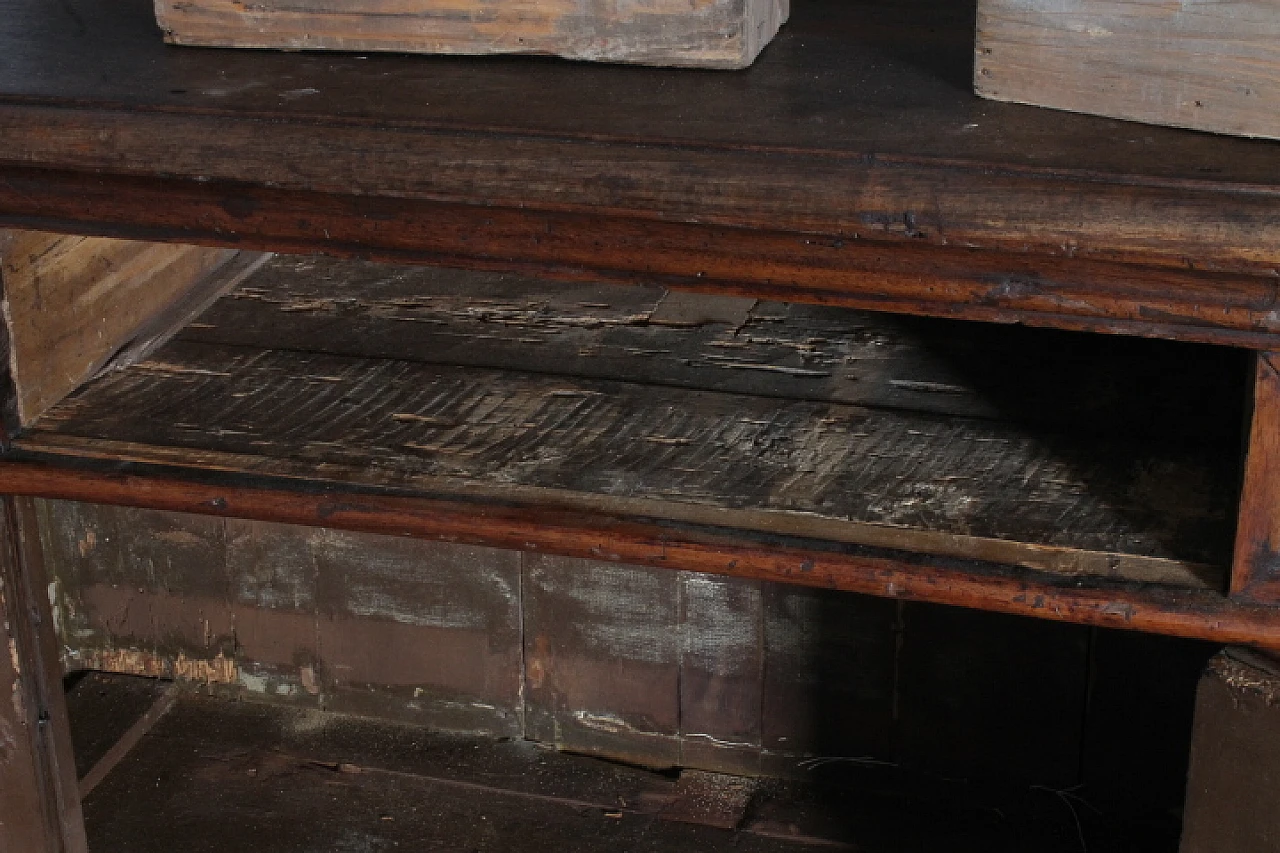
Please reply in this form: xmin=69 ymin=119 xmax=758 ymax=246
xmin=3 ymin=254 xmax=1260 ymax=641
xmin=69 ymin=674 xmax=1182 ymax=853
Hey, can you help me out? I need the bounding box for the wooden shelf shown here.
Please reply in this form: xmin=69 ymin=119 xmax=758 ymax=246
xmin=3 ymin=0 xmax=1280 ymax=345
xmin=4 ymin=254 xmax=1267 ymax=644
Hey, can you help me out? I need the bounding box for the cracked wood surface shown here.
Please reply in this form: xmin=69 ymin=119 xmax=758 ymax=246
xmin=14 ymin=255 xmax=1239 ymax=588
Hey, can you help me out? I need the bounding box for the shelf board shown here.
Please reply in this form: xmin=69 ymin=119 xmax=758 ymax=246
xmin=3 ymin=0 xmax=1280 ymax=344
xmin=12 ymin=255 xmax=1240 ymax=590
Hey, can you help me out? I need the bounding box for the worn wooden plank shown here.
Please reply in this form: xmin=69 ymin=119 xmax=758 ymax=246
xmin=0 ymin=497 xmax=87 ymax=853
xmin=178 ymin=255 xmax=1248 ymax=441
xmin=523 ymin=554 xmax=682 ymax=767
xmin=18 ymin=338 xmax=1236 ymax=587
xmin=0 ymin=229 xmax=255 ymax=428
xmin=1231 ymin=351 xmax=1280 ymax=603
xmin=34 ymin=499 xmax=235 ymax=679
xmin=976 ymin=0 xmax=1280 ymax=140
xmin=156 ymin=0 xmax=787 ymax=68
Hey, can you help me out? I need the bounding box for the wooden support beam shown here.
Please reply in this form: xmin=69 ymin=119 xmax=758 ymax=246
xmin=2 ymin=461 xmax=1279 ymax=647
xmin=1232 ymin=351 xmax=1280 ymax=603
xmin=0 ymin=496 xmax=87 ymax=853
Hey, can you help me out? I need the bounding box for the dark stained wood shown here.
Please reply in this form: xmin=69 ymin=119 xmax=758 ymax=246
xmin=1180 ymin=649 xmax=1280 ymax=853
xmin=313 ymin=528 xmax=524 ymax=734
xmin=16 ymin=339 xmax=1237 ymax=587
xmin=1232 ymin=351 xmax=1280 ymax=603
xmin=2 ymin=461 xmax=1276 ymax=646
xmin=678 ymin=574 xmax=763 ymax=775
xmin=0 ymin=497 xmax=87 ymax=853
xmin=3 ymin=0 xmax=1280 ymax=347
xmin=39 ymin=501 xmax=527 ymax=733
xmin=178 ymin=255 xmax=1249 ymax=441
xmin=523 ymin=554 xmax=682 ymax=768
xmin=6 ymin=167 xmax=1280 ymax=350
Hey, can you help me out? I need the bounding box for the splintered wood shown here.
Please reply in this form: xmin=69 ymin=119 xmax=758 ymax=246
xmin=15 ymin=255 xmax=1240 ymax=589
xmin=976 ymin=0 xmax=1280 ymax=139
xmin=154 ymin=0 xmax=789 ymax=69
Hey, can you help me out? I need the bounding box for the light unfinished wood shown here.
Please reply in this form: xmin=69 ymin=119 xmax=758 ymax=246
xmin=976 ymin=0 xmax=1280 ymax=140
xmin=154 ymin=0 xmax=788 ymax=69
xmin=0 ymin=231 xmax=263 ymax=428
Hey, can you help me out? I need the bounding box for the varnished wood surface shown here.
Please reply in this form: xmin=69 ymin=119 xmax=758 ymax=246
xmin=8 ymin=168 xmax=1280 ymax=349
xmin=3 ymin=0 xmax=1280 ymax=345
xmin=1232 ymin=352 xmax=1280 ymax=603
xmin=0 ymin=460 xmax=1275 ymax=646
xmin=13 ymin=256 xmax=1240 ymax=585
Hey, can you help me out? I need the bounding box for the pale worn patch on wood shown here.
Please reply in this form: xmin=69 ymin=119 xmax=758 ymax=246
xmin=154 ymin=0 xmax=788 ymax=69
xmin=976 ymin=0 xmax=1280 ymax=140
xmin=0 ymin=229 xmax=256 ymax=427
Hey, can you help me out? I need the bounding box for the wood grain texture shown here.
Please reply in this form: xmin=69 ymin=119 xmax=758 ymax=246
xmin=976 ymin=0 xmax=1280 ymax=140
xmin=0 ymin=229 xmax=252 ymax=427
xmin=4 ymin=0 xmax=1280 ymax=294
xmin=1231 ymin=352 xmax=1280 ymax=603
xmin=0 ymin=497 xmax=87 ymax=853
xmin=38 ymin=500 xmax=526 ymax=734
xmin=9 ymin=169 xmax=1280 ymax=350
xmin=1 ymin=462 xmax=1276 ymax=646
xmin=157 ymin=0 xmax=788 ymax=68
xmin=177 ymin=255 xmax=1248 ymax=440
xmin=16 ymin=340 xmax=1237 ymax=587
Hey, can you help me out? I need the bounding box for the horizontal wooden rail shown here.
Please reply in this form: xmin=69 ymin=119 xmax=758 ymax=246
xmin=1 ymin=461 xmax=1275 ymax=647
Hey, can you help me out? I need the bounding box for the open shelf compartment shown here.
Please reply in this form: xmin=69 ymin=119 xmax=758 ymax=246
xmin=10 ymin=253 xmax=1246 ymax=595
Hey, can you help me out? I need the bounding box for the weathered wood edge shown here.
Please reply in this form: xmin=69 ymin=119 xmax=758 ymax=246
xmin=12 ymin=432 xmax=1225 ymax=590
xmin=1232 ymin=351 xmax=1280 ymax=602
xmin=0 ymin=461 xmax=1275 ymax=647
xmin=1 ymin=104 xmax=1280 ymax=275
xmin=0 ymin=495 xmax=88 ymax=853
xmin=3 ymin=168 xmax=1280 ymax=349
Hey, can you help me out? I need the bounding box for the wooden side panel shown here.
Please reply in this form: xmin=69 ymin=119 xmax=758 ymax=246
xmin=523 ymin=554 xmax=682 ymax=767
xmin=1232 ymin=351 xmax=1280 ymax=603
xmin=976 ymin=0 xmax=1280 ymax=140
xmin=0 ymin=230 xmax=247 ymax=427
xmin=677 ymin=574 xmax=763 ymax=775
xmin=39 ymin=501 xmax=525 ymax=733
xmin=314 ymin=530 xmax=524 ymax=734
xmin=155 ymin=0 xmax=787 ymax=69
xmin=0 ymin=497 xmax=87 ymax=853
